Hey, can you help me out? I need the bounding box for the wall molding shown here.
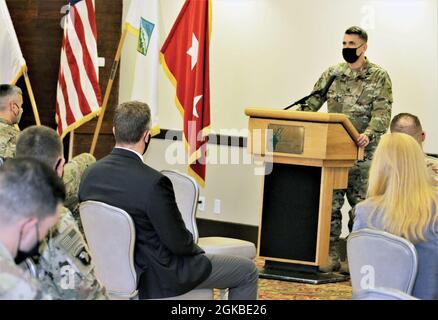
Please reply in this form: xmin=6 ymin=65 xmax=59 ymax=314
xmin=154 ymin=128 xmax=247 ymax=148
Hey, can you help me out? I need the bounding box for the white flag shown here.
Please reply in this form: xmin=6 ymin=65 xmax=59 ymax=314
xmin=125 ymin=0 xmax=159 ymax=135
xmin=0 ymin=0 xmax=26 ymax=84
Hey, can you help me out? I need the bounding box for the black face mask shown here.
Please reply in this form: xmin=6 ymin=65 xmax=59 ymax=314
xmin=15 ymin=225 xmax=40 ymax=265
xmin=342 ymin=44 xmax=364 ymax=64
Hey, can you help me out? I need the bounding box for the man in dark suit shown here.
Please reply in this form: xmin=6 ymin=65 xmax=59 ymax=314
xmin=78 ymin=101 xmax=258 ymax=299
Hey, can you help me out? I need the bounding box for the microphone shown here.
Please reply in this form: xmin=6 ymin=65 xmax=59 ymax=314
xmin=319 ymin=70 xmax=339 ymax=99
xmin=284 ymin=70 xmax=339 ymax=110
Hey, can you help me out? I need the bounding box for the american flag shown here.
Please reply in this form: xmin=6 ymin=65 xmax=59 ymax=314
xmin=56 ymin=0 xmax=101 ymax=138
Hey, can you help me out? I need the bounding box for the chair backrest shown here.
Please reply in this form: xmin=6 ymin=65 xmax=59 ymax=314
xmin=161 ymin=170 xmax=200 ymax=243
xmin=79 ymin=200 xmax=137 ymax=299
xmin=347 ymin=228 xmax=418 ymax=295
xmin=353 ymin=287 xmax=419 ymax=300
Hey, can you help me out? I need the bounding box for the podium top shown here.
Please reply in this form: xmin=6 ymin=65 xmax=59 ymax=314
xmin=245 ymin=107 xmax=360 ymax=141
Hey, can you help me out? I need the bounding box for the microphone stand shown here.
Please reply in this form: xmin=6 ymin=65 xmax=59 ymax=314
xmin=283 ymin=90 xmax=322 ymax=110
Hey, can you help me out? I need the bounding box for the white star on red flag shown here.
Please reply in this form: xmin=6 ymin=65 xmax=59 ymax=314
xmin=160 ymin=0 xmax=211 ymax=186
xmin=193 ymin=95 xmax=202 ymax=118
xmin=186 ymin=33 xmax=199 ymax=70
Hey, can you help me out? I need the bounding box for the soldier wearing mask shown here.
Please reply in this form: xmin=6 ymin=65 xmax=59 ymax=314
xmin=15 ymin=125 xmax=108 ymax=300
xmin=0 ymin=84 xmax=22 ymax=159
xmin=297 ymin=26 xmax=393 ymax=272
xmin=0 ymin=158 xmax=65 ymax=299
xmin=0 ymin=83 xmax=96 ymax=229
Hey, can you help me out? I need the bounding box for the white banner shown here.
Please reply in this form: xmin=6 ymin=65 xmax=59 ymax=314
xmin=125 ymin=0 xmax=160 ymax=135
xmin=0 ymin=0 xmax=26 ymax=84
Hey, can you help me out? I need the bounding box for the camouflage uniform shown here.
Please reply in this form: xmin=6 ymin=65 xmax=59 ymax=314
xmin=0 ymin=118 xmax=19 ymax=159
xmin=35 ymin=206 xmax=108 ymax=300
xmin=0 ymin=116 xmax=95 ymax=223
xmin=0 ymin=241 xmax=50 ymax=300
xmin=426 ymin=155 xmax=438 ymax=184
xmin=62 ymin=153 xmax=96 ymax=233
xmin=298 ymin=58 xmax=393 ymax=267
xmin=0 ymin=120 xmax=94 ymax=231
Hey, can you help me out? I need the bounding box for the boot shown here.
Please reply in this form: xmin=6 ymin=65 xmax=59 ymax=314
xmin=319 ymin=243 xmax=341 ymax=273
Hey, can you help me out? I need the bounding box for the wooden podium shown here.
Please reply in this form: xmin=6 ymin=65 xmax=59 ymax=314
xmin=245 ymin=108 xmax=364 ymax=284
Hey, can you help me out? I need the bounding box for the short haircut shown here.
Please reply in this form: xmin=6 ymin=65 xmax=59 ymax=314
xmin=16 ymin=126 xmax=63 ymax=168
xmin=390 ymin=113 xmax=423 ymax=134
xmin=0 ymin=158 xmax=65 ymax=224
xmin=113 ymin=101 xmax=151 ymax=144
xmin=0 ymin=84 xmax=22 ymax=111
xmin=345 ymin=26 xmax=368 ymax=43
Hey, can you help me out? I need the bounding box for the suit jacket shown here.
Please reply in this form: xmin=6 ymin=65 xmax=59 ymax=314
xmin=78 ymin=148 xmax=212 ymax=299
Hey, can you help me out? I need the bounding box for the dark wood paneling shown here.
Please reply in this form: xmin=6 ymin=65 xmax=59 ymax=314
xmin=73 ymin=132 xmax=114 ymax=160
xmin=7 ymin=0 xmax=122 ymax=159
xmin=9 ymin=0 xmax=64 ymax=129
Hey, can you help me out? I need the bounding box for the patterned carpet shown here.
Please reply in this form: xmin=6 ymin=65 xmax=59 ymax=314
xmin=216 ymin=258 xmax=353 ymax=300
xmin=257 ymin=258 xmax=352 ymax=300
xmin=257 ymin=276 xmax=352 ymax=300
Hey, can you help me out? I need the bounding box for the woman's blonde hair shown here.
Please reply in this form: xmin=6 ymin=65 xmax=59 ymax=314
xmin=365 ymin=133 xmax=438 ymax=243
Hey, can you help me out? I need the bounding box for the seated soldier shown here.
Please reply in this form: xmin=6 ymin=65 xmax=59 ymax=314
xmin=15 ymin=125 xmax=107 ymax=300
xmin=0 ymin=84 xmax=96 ymax=222
xmin=0 ymin=158 xmax=65 ymax=299
xmin=0 ymin=84 xmax=22 ymax=159
xmin=62 ymin=152 xmax=96 ymax=233
xmin=390 ymin=112 xmax=438 ymax=182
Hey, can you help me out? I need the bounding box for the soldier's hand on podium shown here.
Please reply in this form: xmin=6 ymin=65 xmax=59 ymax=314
xmin=357 ymin=134 xmax=370 ymax=148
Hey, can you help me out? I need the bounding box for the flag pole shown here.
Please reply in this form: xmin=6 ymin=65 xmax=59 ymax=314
xmin=68 ymin=130 xmax=75 ymax=161
xmin=90 ymin=27 xmax=128 ymax=155
xmin=23 ymin=69 xmax=41 ymax=126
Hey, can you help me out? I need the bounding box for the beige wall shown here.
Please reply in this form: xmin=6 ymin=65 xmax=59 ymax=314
xmin=144 ymin=139 xmax=264 ymax=226
xmin=121 ymin=0 xmax=438 ymax=234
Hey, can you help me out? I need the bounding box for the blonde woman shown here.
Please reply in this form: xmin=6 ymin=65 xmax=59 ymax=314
xmin=353 ymin=133 xmax=438 ymax=299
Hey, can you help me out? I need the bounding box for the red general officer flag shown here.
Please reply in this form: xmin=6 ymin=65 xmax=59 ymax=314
xmin=160 ymin=0 xmax=211 ymax=187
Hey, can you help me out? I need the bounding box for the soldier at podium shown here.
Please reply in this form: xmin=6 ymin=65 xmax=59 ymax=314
xmin=297 ymin=26 xmax=393 ymax=272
